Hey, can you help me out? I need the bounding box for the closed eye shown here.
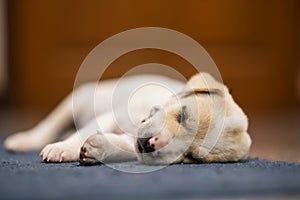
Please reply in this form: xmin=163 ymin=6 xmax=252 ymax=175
xmin=176 ymin=112 xmax=181 ymax=124
xmin=176 ymin=106 xmax=187 ymax=124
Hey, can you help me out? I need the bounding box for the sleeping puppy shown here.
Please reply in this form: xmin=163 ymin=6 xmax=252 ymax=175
xmin=4 ymin=73 xmax=251 ymax=165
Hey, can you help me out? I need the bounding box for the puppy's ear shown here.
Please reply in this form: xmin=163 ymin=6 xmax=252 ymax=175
xmin=181 ymin=88 xmax=223 ymax=98
xmin=185 ymin=72 xmax=224 ymax=93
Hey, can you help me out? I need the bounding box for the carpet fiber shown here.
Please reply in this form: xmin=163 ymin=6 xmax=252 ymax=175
xmin=1 ymin=141 xmax=300 ymax=200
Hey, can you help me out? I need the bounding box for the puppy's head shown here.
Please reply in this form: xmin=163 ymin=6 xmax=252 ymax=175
xmin=135 ymin=73 xmax=251 ymax=165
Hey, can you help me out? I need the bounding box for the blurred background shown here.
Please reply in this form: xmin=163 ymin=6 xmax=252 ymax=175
xmin=0 ymin=0 xmax=299 ymax=162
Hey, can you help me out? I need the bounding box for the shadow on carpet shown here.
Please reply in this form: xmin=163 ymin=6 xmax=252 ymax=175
xmin=1 ymin=141 xmax=300 ymax=200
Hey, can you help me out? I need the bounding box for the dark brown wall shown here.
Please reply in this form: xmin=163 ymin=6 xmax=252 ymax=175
xmin=7 ymin=0 xmax=299 ymax=112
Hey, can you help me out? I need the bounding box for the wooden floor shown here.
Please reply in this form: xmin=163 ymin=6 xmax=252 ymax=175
xmin=248 ymin=108 xmax=300 ymax=163
xmin=1 ymin=106 xmax=300 ymax=163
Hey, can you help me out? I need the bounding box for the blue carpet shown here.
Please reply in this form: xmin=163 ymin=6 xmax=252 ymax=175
xmin=1 ymin=140 xmax=300 ymax=200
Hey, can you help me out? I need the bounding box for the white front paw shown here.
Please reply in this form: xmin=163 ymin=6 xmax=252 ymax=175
xmin=40 ymin=142 xmax=79 ymax=163
xmin=79 ymin=133 xmax=136 ymax=165
xmin=79 ymin=134 xmax=105 ymax=165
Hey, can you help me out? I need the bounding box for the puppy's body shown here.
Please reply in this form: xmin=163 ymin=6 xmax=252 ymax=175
xmin=4 ymin=73 xmax=251 ymax=165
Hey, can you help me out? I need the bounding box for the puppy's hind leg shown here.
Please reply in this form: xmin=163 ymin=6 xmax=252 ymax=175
xmin=4 ymin=83 xmax=97 ymax=152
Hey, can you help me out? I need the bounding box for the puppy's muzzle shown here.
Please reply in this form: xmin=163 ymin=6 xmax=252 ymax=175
xmin=137 ymin=137 xmax=155 ymax=153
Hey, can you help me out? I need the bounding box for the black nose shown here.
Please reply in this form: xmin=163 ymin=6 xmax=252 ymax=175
xmin=137 ymin=137 xmax=155 ymax=153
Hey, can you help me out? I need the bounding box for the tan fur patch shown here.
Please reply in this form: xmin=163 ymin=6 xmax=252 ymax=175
xmin=225 ymin=100 xmax=233 ymax=116
xmin=165 ymin=109 xmax=180 ymax=137
xmin=162 ymin=72 xmax=251 ymax=163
